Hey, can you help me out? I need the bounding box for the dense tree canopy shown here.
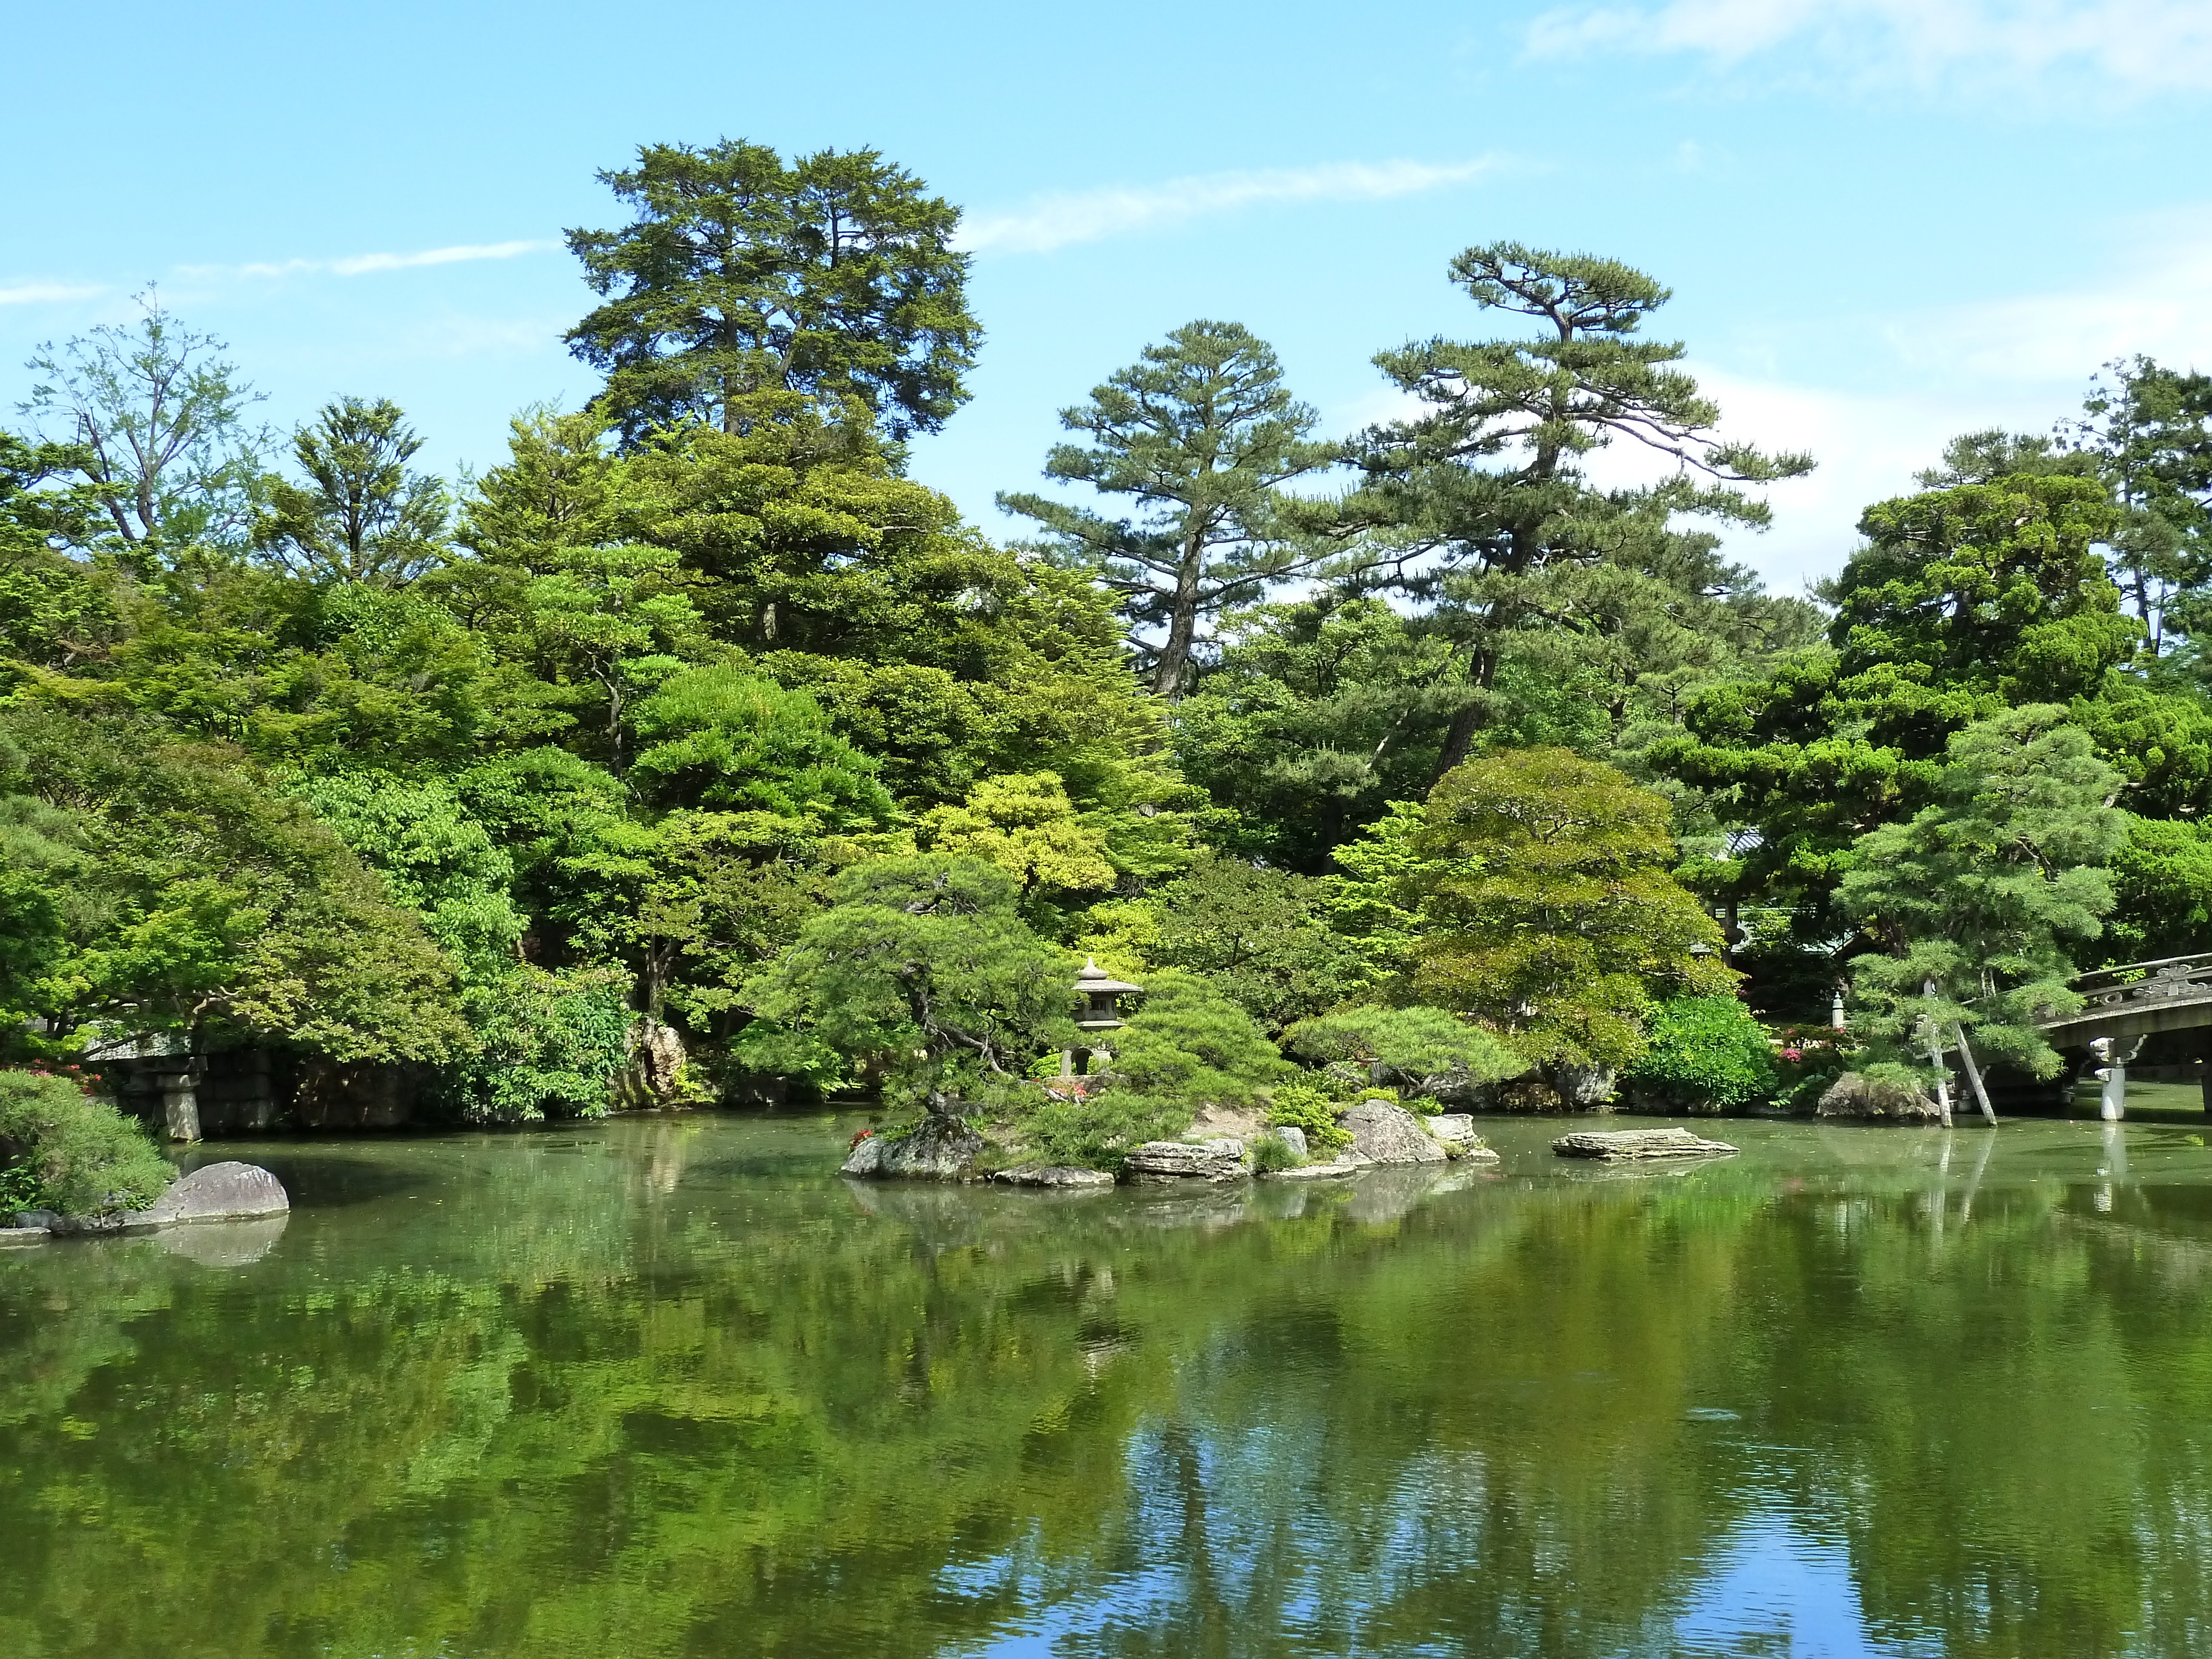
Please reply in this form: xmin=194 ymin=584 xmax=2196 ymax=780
xmin=2 ymin=143 xmax=2205 ymax=1129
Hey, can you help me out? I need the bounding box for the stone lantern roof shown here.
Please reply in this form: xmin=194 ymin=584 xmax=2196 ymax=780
xmin=1073 ymin=957 xmax=1143 ymax=1032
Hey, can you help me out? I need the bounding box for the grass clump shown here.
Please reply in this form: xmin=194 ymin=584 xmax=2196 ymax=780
xmin=1249 ymin=1131 xmax=1306 ymax=1173
xmin=0 ymin=1069 xmax=173 ymax=1217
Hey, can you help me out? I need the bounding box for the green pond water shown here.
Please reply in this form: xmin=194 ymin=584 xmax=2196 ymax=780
xmin=6 ymin=1113 xmax=2212 ymax=1658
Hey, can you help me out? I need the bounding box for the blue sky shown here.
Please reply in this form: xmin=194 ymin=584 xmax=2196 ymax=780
xmin=5 ymin=0 xmax=2209 ymax=593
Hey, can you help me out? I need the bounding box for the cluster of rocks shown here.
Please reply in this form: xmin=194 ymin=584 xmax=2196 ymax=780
xmin=1 ymin=1161 xmax=290 ymax=1245
xmin=841 ymin=1098 xmax=1501 ymax=1187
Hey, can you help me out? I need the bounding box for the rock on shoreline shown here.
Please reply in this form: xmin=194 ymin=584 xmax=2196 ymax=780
xmin=4 ymin=1161 xmax=290 ymax=1244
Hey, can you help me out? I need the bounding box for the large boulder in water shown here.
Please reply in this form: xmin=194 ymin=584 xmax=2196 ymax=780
xmin=841 ymin=1115 xmax=984 ymax=1181
xmin=144 ymin=1161 xmax=289 ymax=1224
xmin=1343 ymin=1099 xmax=1448 ymax=1165
xmin=1817 ymin=1072 xmax=1942 ymax=1123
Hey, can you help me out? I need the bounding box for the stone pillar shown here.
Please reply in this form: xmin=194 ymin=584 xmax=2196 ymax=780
xmin=158 ymin=1068 xmax=201 ymax=1144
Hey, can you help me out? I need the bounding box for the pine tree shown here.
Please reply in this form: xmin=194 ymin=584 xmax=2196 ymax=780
xmin=1837 ymin=706 xmax=2125 ymax=1087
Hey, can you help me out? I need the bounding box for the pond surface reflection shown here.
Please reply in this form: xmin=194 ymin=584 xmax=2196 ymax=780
xmin=4 ymin=1113 xmax=2210 ymax=1658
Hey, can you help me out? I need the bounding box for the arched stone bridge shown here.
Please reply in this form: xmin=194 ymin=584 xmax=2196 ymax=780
xmin=2038 ymin=954 xmax=2212 ymax=1118
xmin=2041 ymin=954 xmax=2212 ymax=1048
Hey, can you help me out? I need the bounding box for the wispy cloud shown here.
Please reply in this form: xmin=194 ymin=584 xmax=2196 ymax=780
xmin=961 ymin=158 xmax=1506 ymax=255
xmin=178 ymin=239 xmax=557 ymax=281
xmin=1525 ymin=0 xmax=2212 ymax=93
xmin=0 ymin=282 xmax=107 ymax=306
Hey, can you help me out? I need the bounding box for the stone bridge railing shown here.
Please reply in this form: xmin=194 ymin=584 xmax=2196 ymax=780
xmin=2044 ymin=953 xmax=2212 ymax=1047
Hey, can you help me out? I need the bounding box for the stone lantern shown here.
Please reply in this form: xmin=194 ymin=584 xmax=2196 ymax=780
xmin=1065 ymin=957 xmax=1142 ymax=1077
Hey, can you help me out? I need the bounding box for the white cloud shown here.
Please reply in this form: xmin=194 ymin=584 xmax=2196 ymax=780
xmin=178 ymin=239 xmax=556 ymax=282
xmin=1525 ymin=0 xmax=2212 ymax=93
xmin=961 ymin=158 xmax=1505 ymax=256
xmin=0 ymin=283 xmax=107 ymax=306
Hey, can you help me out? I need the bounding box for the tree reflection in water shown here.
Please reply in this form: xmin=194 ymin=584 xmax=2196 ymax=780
xmin=2 ymin=1114 xmax=2208 ymax=1658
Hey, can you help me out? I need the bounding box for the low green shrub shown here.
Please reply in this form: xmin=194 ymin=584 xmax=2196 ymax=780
xmin=0 ymin=1069 xmax=173 ymax=1217
xmin=1622 ymin=995 xmax=1779 ymax=1113
xmin=1281 ymin=1006 xmax=1525 ymax=1098
xmin=1013 ymin=1086 xmax=1188 ymax=1171
xmin=1111 ymin=970 xmax=1294 ymax=1105
xmin=1265 ymin=1081 xmax=1352 ymax=1150
xmin=1249 ymin=1131 xmax=1305 ymax=1173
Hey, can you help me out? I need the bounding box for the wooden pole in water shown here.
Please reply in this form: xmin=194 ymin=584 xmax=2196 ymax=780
xmin=1949 ymin=1024 xmax=1999 ymax=1125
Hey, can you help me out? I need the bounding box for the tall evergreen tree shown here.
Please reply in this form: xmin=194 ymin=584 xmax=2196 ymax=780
xmin=999 ymin=320 xmax=1342 ymax=697
xmin=257 ymin=397 xmax=450 ymax=588
xmin=565 ymin=140 xmax=979 ymax=445
xmin=1355 ymin=243 xmax=1813 ymax=776
xmin=1838 ymin=706 xmax=2125 ymax=1088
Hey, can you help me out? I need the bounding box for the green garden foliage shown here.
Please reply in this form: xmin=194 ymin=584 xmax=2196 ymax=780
xmin=1104 ymin=968 xmax=1292 ymax=1109
xmin=448 ymin=965 xmax=632 ymax=1123
xmin=4 ymin=214 xmax=2209 ymax=1120
xmin=1281 ymin=1005 xmax=1525 ymax=1099
xmin=0 ymin=1068 xmax=171 ymax=1216
xmin=1410 ymin=748 xmax=1734 ymax=1071
xmin=1011 ymin=1087 xmax=1190 ymax=1172
xmin=2106 ymin=816 xmax=2212 ymax=962
xmin=1620 ymin=996 xmax=1779 ymax=1113
xmin=1837 ymin=706 xmax=2126 ymax=1081
xmin=741 ymin=855 xmax=1076 ymax=1112
xmin=1263 ymin=1080 xmax=1352 ymax=1150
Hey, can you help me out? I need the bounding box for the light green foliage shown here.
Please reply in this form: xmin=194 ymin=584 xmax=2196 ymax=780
xmin=0 ymin=1068 xmax=171 ymax=1215
xmin=1838 ymin=706 xmax=2125 ymax=1080
xmin=1411 ymin=747 xmax=1734 ymax=1071
xmin=742 ymin=855 xmax=1075 ymax=1112
xmin=1249 ymin=1130 xmax=1305 ymax=1172
xmin=565 ymin=139 xmax=979 ymax=445
xmin=918 ymin=771 xmax=1116 ymax=898
xmin=1264 ymin=1079 xmax=1352 ymax=1150
xmin=0 ymin=707 xmax=467 ymax=1064
xmin=1106 ymin=968 xmax=1292 ymax=1108
xmin=1281 ymin=1005 xmax=1525 ymax=1099
xmin=628 ymin=665 xmax=894 ymax=827
xmin=1000 ymin=319 xmax=1342 ymax=696
xmin=2107 ymin=816 xmax=2212 ymax=961
xmin=1621 ymin=995 xmax=1778 ymax=1113
xmin=448 ymin=966 xmax=632 ymax=1123
xmin=1315 ymin=800 xmax=1473 ymax=990
xmin=1012 ymin=1087 xmax=1190 ymax=1172
xmin=257 ymin=397 xmax=449 ymax=587
xmin=19 ymin=292 xmax=269 ymax=565
xmin=286 ymin=773 xmax=525 ymax=985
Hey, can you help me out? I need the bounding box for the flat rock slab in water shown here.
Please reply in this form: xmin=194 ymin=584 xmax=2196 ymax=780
xmin=1124 ymin=1139 xmax=1245 ymax=1182
xmin=1552 ymin=1128 xmax=1739 ymax=1162
xmin=992 ymin=1166 xmax=1116 ymax=1188
xmin=1259 ymin=1160 xmax=1358 ymax=1181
